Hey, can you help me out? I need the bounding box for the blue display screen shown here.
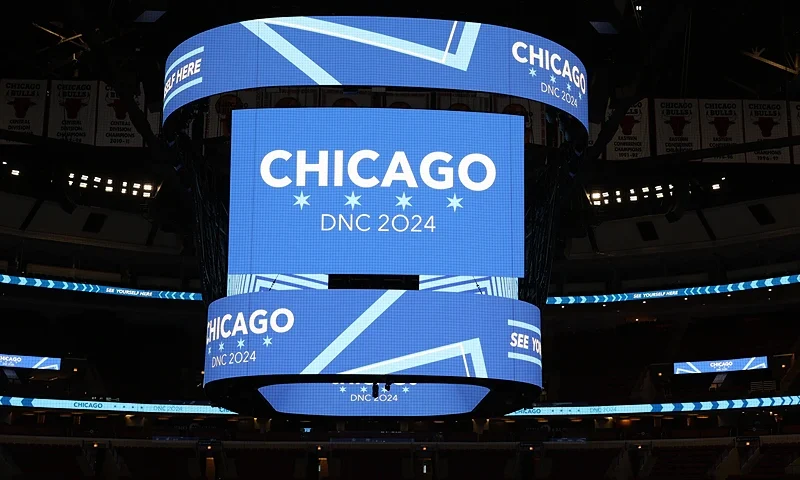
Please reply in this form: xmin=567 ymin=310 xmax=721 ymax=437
xmin=162 ymin=16 xmax=588 ymax=130
xmin=229 ymin=108 xmax=525 ymax=278
xmin=0 ymin=354 xmax=61 ymax=370
xmin=673 ymin=356 xmax=768 ymax=375
xmin=203 ymin=290 xmax=541 ymax=416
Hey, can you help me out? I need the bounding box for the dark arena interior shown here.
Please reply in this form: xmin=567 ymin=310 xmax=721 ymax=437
xmin=1 ymin=0 xmax=800 ymax=479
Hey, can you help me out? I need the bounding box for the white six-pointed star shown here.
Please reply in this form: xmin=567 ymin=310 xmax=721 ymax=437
xmin=263 ymin=336 xmax=272 ymax=347
xmin=360 ymin=386 xmax=367 ymax=393
xmin=218 ymin=342 xmax=224 ymax=351
xmin=395 ymin=192 xmax=412 ymax=210
xmin=550 ymin=75 xmax=557 ymax=84
xmin=344 ymin=191 xmax=362 ymax=210
xmin=446 ymin=194 xmax=463 ymax=212
xmin=402 ymin=386 xmax=410 ymax=393
xmin=237 ymin=339 xmax=245 ymax=349
xmin=293 ymin=191 xmax=310 ymax=210
xmin=566 ymin=83 xmax=572 ymax=92
xmin=529 ymin=68 xmax=537 ymax=77
xmin=339 ymin=386 xmax=346 ymax=393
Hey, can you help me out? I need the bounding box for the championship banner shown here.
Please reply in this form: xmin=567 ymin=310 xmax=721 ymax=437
xmin=0 ymin=79 xmax=47 ymax=145
xmin=743 ymin=100 xmax=790 ymax=164
xmin=147 ymin=109 xmax=162 ymax=142
xmin=654 ymin=98 xmax=700 ymax=156
xmin=493 ymin=96 xmax=544 ymax=144
xmin=204 ymin=289 xmax=542 ymax=416
xmin=792 ymin=102 xmax=800 ymax=164
xmin=205 ymin=90 xmax=257 ymax=138
xmin=265 ymin=87 xmax=319 ymax=108
xmin=588 ymin=122 xmax=601 ymax=150
xmin=699 ymin=99 xmax=745 ymax=163
xmin=321 ymin=88 xmax=372 ymax=107
xmin=95 ymin=81 xmax=145 ymax=147
xmin=162 ymin=16 xmax=589 ymax=130
xmin=384 ymin=91 xmax=430 ymax=109
xmin=47 ymin=80 xmax=98 ymax=145
xmin=229 ymin=108 xmax=525 ymax=278
xmin=605 ymin=100 xmax=650 ymax=160
xmin=437 ymin=92 xmax=490 ymax=112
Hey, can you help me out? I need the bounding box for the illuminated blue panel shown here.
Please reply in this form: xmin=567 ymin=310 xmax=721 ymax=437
xmin=0 ymin=354 xmax=61 ymax=370
xmin=228 ymin=108 xmax=525 ymax=278
xmin=0 ymin=274 xmax=200 ymax=300
xmin=162 ymin=16 xmax=589 ymax=130
xmin=673 ymin=356 xmax=768 ymax=375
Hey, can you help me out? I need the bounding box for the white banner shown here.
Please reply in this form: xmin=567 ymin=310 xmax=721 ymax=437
xmin=791 ymin=102 xmax=800 ymax=165
xmin=743 ymin=100 xmax=790 ymax=164
xmin=47 ymin=80 xmax=98 ymax=145
xmin=654 ymin=98 xmax=700 ymax=156
xmin=384 ymin=91 xmax=430 ymax=109
xmin=321 ymin=88 xmax=372 ymax=107
xmin=605 ymin=100 xmax=650 ymax=160
xmin=436 ymin=92 xmax=490 ymax=112
xmin=95 ymin=81 xmax=144 ymax=147
xmin=205 ymin=90 xmax=257 ymax=138
xmin=699 ymin=99 xmax=745 ymax=163
xmin=493 ymin=96 xmax=545 ymax=145
xmin=0 ymin=79 xmax=47 ymax=145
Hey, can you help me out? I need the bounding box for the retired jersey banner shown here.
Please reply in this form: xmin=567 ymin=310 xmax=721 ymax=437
xmin=47 ymin=80 xmax=98 ymax=145
xmin=0 ymin=79 xmax=47 ymax=145
xmin=700 ymin=99 xmax=745 ymax=163
xmin=605 ymin=100 xmax=650 ymax=160
xmin=95 ymin=81 xmax=144 ymax=147
xmin=321 ymin=88 xmax=372 ymax=107
xmin=384 ymin=91 xmax=430 ymax=109
xmin=206 ymin=90 xmax=257 ymax=138
xmin=493 ymin=96 xmax=544 ymax=144
xmin=743 ymin=100 xmax=790 ymax=164
xmin=655 ymin=98 xmax=700 ymax=156
xmin=792 ymin=102 xmax=800 ymax=165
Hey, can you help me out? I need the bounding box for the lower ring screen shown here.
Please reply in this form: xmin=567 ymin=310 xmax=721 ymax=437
xmin=259 ymin=383 xmax=490 ymax=416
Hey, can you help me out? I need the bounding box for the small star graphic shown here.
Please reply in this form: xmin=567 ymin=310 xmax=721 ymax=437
xmin=339 ymin=386 xmax=346 ymax=393
xmin=360 ymin=386 xmax=367 ymax=393
xmin=382 ymin=387 xmax=388 ymax=393
xmin=218 ymin=342 xmax=224 ymax=351
xmin=446 ymin=194 xmax=463 ymax=212
xmin=344 ymin=191 xmax=362 ymax=210
xmin=395 ymin=192 xmax=412 ymax=210
xmin=566 ymin=83 xmax=572 ymax=92
xmin=402 ymin=386 xmax=410 ymax=393
xmin=528 ymin=68 xmax=537 ymax=77
xmin=293 ymin=191 xmax=310 ymax=210
xmin=237 ymin=339 xmax=245 ymax=349
xmin=263 ymin=336 xmax=272 ymax=347
xmin=208 ymin=347 xmax=211 ymax=354
xmin=578 ymin=93 xmax=582 ymax=100
xmin=550 ymin=75 xmax=557 ymax=84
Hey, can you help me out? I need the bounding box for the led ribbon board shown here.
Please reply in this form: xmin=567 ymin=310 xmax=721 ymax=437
xmin=673 ymin=356 xmax=768 ymax=375
xmin=203 ymin=290 xmax=542 ymax=416
xmin=0 ymin=354 xmax=61 ymax=370
xmin=163 ymin=16 xmax=589 ymax=130
xmin=229 ymin=108 xmax=525 ymax=278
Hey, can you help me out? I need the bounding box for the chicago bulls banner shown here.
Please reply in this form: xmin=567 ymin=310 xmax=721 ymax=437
xmin=743 ymin=100 xmax=790 ymax=164
xmin=0 ymin=79 xmax=47 ymax=145
xmin=605 ymin=100 xmax=650 ymax=160
xmin=437 ymin=92 xmax=491 ymax=112
xmin=792 ymin=102 xmax=800 ymax=165
xmin=264 ymin=87 xmax=319 ymax=108
xmin=205 ymin=90 xmax=257 ymax=138
xmin=699 ymin=99 xmax=745 ymax=163
xmin=47 ymin=80 xmax=98 ymax=145
xmin=322 ymin=88 xmax=372 ymax=107
xmin=493 ymin=95 xmax=545 ymax=145
xmin=95 ymin=81 xmax=145 ymax=147
xmin=384 ymin=91 xmax=431 ymax=110
xmin=654 ymin=98 xmax=701 ymax=157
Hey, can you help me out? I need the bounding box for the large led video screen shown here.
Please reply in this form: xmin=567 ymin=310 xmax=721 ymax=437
xmin=674 ymin=356 xmax=768 ymax=375
xmin=0 ymin=354 xmax=61 ymax=370
xmin=162 ymin=16 xmax=589 ymax=130
xmin=229 ymin=108 xmax=525 ymax=278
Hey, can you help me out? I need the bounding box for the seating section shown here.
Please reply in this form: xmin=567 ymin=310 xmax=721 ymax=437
xmin=5 ymin=444 xmax=85 ymax=479
xmin=117 ymin=446 xmax=197 ymax=480
xmin=546 ymin=448 xmax=619 ymax=480
xmin=225 ymin=448 xmax=302 ymax=480
xmin=748 ymin=443 xmax=800 ymax=477
xmin=434 ymin=450 xmax=514 ymax=480
xmin=648 ymin=445 xmax=729 ymax=480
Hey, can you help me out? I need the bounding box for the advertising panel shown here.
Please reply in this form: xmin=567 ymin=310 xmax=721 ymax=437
xmin=654 ymin=98 xmax=701 ymax=156
xmin=674 ymin=356 xmax=768 ymax=375
xmin=743 ymin=100 xmax=790 ymax=164
xmin=605 ymin=100 xmax=650 ymax=160
xmin=699 ymin=99 xmax=746 ymax=163
xmin=0 ymin=354 xmax=61 ymax=370
xmin=162 ymin=16 xmax=589 ymax=130
xmin=47 ymin=80 xmax=98 ymax=145
xmin=228 ymin=107 xmax=525 ymax=278
xmin=0 ymin=79 xmax=47 ymax=145
xmin=95 ymin=81 xmax=145 ymax=147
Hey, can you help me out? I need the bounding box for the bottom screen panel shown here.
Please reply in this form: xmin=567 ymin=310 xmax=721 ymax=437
xmin=260 ymin=383 xmax=490 ymax=416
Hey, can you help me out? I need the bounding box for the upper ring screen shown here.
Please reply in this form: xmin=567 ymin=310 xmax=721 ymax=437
xmin=163 ymin=16 xmax=589 ymax=130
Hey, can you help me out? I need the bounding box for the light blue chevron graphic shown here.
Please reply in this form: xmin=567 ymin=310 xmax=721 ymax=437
xmin=507 ymin=320 xmax=541 ymax=336
xmin=164 ymin=46 xmax=204 ymax=80
xmin=227 ymin=274 xmax=329 ymax=295
xmin=339 ymin=338 xmax=488 ymax=378
xmin=254 ymin=17 xmax=481 ymax=72
xmin=419 ymin=275 xmax=518 ymax=299
xmin=163 ymin=77 xmax=203 ymax=108
xmin=301 ymin=290 xmax=405 ymax=374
